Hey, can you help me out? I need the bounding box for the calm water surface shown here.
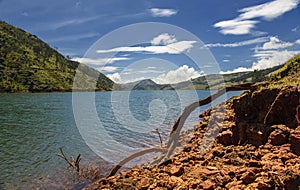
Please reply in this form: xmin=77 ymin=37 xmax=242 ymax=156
xmin=0 ymin=90 xmax=241 ymax=189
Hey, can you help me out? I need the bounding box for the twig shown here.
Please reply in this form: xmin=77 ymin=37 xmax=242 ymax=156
xmin=57 ymin=147 xmax=81 ymax=172
xmin=155 ymin=128 xmax=163 ymax=147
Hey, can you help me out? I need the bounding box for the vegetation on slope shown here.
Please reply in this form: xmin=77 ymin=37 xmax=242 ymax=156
xmin=0 ymin=21 xmax=114 ymax=92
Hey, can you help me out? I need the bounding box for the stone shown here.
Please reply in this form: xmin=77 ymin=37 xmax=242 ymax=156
xmin=169 ymin=165 xmax=184 ymax=177
xmin=225 ymin=180 xmax=243 ymax=189
xmin=240 ymin=170 xmax=256 ymax=184
xmin=268 ymin=125 xmax=290 ymax=145
xmin=168 ymin=176 xmax=183 ymax=188
xmin=248 ymin=160 xmax=261 ymax=168
xmin=289 ymin=126 xmax=300 ymax=155
xmin=200 ymin=179 xmax=215 ymax=190
xmin=217 ymin=130 xmax=233 ymax=146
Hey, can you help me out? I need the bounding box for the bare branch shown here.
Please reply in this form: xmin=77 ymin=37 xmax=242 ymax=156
xmin=107 ymin=147 xmax=165 ymax=177
xmin=57 ymin=147 xmax=81 ymax=172
xmin=155 ymin=128 xmax=163 ymax=147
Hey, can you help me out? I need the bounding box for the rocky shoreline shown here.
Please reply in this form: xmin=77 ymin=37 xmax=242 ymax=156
xmin=84 ymin=85 xmax=300 ymax=190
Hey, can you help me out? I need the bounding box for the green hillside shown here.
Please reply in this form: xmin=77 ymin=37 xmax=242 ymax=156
xmin=265 ymin=54 xmax=300 ymax=89
xmin=0 ymin=21 xmax=114 ymax=92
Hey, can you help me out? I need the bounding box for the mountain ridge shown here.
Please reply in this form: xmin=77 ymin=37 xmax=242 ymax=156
xmin=116 ymin=64 xmax=284 ymax=91
xmin=0 ymin=20 xmax=114 ymax=92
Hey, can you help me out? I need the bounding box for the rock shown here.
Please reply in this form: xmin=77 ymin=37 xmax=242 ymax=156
xmin=217 ymin=130 xmax=233 ymax=146
xmin=225 ymin=180 xmax=243 ymax=189
xmin=248 ymin=160 xmax=261 ymax=168
xmin=264 ymin=87 xmax=300 ymax=128
xmin=289 ymin=126 xmax=300 ymax=155
xmin=168 ymin=176 xmax=184 ymax=189
xmin=240 ymin=170 xmax=256 ymax=184
xmin=200 ymin=179 xmax=215 ymax=190
xmin=268 ymin=125 xmax=290 ymax=145
xmin=232 ymin=88 xmax=280 ymax=123
xmin=245 ymin=123 xmax=270 ymax=146
xmin=138 ymin=178 xmax=150 ymax=189
xmin=246 ymin=182 xmax=271 ymax=190
xmin=169 ymin=165 xmax=184 ymax=177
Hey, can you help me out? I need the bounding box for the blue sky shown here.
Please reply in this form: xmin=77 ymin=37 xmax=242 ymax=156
xmin=1 ymin=0 xmax=300 ymax=84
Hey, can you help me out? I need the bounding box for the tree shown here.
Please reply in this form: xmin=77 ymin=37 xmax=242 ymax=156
xmin=252 ymin=70 xmax=265 ymax=82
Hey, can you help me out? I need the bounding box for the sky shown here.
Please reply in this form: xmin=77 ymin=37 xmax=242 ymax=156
xmin=0 ymin=0 xmax=300 ymax=84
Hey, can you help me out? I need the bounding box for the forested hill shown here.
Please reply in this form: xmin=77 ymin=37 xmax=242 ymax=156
xmin=0 ymin=21 xmax=114 ymax=92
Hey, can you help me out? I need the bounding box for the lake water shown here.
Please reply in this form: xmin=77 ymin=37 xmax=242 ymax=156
xmin=0 ymin=90 xmax=242 ymax=189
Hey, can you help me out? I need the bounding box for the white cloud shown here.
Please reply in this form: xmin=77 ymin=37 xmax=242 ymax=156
xmin=223 ymin=60 xmax=230 ymax=62
xmin=252 ymin=36 xmax=300 ymax=69
xmin=48 ymin=16 xmax=100 ymax=30
xmin=149 ymin=8 xmax=178 ymax=17
xmin=292 ymin=26 xmax=300 ymax=32
xmin=253 ymin=36 xmax=299 ymax=58
xmin=153 ymin=65 xmax=202 ymax=84
xmin=239 ymin=0 xmax=299 ymax=21
xmin=106 ymin=73 xmax=122 ymax=83
xmin=221 ymin=36 xmax=300 ymax=73
xmin=214 ymin=0 xmax=300 ymax=35
xmin=214 ymin=19 xmax=258 ymax=35
xmin=205 ymin=37 xmax=268 ymax=48
xmin=151 ymin=33 xmax=177 ymax=45
xmin=251 ymin=31 xmax=268 ymax=37
xmin=48 ymin=32 xmax=99 ymax=43
xmin=220 ymin=67 xmax=253 ymax=74
xmin=72 ymin=57 xmax=130 ymax=65
xmin=97 ymin=66 xmax=119 ymax=73
xmin=260 ymin=37 xmax=293 ymax=50
xmin=252 ymin=50 xmax=300 ymax=70
xmin=96 ymin=41 xmax=197 ymax=54
xmin=106 ymin=72 xmax=147 ymax=84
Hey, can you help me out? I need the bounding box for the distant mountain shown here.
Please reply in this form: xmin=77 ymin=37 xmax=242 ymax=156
xmin=0 ymin=21 xmax=114 ymax=92
xmin=117 ymin=79 xmax=173 ymax=90
xmin=132 ymin=79 xmax=173 ymax=90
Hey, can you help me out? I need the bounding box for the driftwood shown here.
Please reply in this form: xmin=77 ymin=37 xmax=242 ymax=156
xmin=57 ymin=147 xmax=81 ymax=173
xmin=107 ymin=147 xmax=165 ymax=177
xmin=107 ymin=82 xmax=255 ymax=176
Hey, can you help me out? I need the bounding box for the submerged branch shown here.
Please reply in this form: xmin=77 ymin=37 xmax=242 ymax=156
xmin=57 ymin=147 xmax=81 ymax=172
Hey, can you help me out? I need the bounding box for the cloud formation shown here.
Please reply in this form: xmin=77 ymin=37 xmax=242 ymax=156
xmin=260 ymin=36 xmax=293 ymax=50
xmin=220 ymin=67 xmax=253 ymax=74
xmin=153 ymin=65 xmax=202 ymax=84
xmin=151 ymin=33 xmax=177 ymax=45
xmin=96 ymin=41 xmax=196 ymax=54
xmin=106 ymin=73 xmax=122 ymax=83
xmin=252 ymin=50 xmax=299 ymax=70
xmin=221 ymin=36 xmax=300 ymax=73
xmin=214 ymin=0 xmax=300 ymax=35
xmin=72 ymin=57 xmax=130 ymax=65
xmin=149 ymin=8 xmax=178 ymax=17
xmin=97 ymin=66 xmax=119 ymax=72
xmin=205 ymin=37 xmax=268 ymax=48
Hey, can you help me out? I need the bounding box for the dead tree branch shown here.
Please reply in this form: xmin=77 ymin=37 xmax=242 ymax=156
xmin=155 ymin=128 xmax=163 ymax=147
xmin=107 ymin=147 xmax=165 ymax=177
xmin=57 ymin=147 xmax=81 ymax=172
